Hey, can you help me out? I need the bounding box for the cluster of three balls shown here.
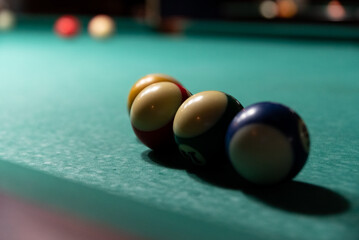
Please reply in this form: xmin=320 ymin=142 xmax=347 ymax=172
xmin=128 ymin=74 xmax=310 ymax=186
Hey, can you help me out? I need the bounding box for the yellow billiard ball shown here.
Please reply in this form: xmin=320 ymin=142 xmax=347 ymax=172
xmin=127 ymin=73 xmax=183 ymax=114
xmin=88 ymin=14 xmax=115 ymax=39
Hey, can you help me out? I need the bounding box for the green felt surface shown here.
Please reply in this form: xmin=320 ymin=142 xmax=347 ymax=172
xmin=1 ymin=17 xmax=359 ymax=240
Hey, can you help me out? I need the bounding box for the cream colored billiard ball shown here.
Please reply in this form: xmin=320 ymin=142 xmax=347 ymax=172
xmin=0 ymin=9 xmax=16 ymax=31
xmin=88 ymin=14 xmax=115 ymax=39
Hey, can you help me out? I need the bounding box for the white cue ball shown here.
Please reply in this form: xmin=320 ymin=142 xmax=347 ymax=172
xmin=88 ymin=14 xmax=115 ymax=39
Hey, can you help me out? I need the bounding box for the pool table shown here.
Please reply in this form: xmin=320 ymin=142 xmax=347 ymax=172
xmin=0 ymin=15 xmax=358 ymax=240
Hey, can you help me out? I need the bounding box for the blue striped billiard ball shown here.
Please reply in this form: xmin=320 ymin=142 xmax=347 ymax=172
xmin=225 ymin=102 xmax=310 ymax=185
xmin=173 ymin=91 xmax=243 ymax=167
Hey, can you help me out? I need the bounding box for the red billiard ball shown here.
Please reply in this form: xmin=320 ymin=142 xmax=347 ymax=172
xmin=225 ymin=102 xmax=310 ymax=185
xmin=173 ymin=91 xmax=244 ymax=167
xmin=130 ymin=82 xmax=191 ymax=151
xmin=54 ymin=15 xmax=80 ymax=38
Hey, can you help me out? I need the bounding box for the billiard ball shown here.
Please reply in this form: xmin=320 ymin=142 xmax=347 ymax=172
xmin=127 ymin=73 xmax=182 ymax=114
xmin=173 ymin=91 xmax=243 ymax=167
xmin=88 ymin=15 xmax=115 ymax=39
xmin=225 ymin=102 xmax=310 ymax=186
xmin=0 ymin=9 xmax=16 ymax=31
xmin=159 ymin=17 xmax=187 ymax=34
xmin=54 ymin=15 xmax=80 ymax=38
xmin=130 ymin=82 xmax=191 ymax=151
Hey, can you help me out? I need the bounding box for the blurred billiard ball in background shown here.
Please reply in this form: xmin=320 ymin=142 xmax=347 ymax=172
xmin=54 ymin=15 xmax=81 ymax=38
xmin=88 ymin=14 xmax=115 ymax=39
